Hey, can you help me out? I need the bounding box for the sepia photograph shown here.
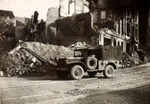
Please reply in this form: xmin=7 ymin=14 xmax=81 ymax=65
xmin=0 ymin=0 xmax=150 ymax=104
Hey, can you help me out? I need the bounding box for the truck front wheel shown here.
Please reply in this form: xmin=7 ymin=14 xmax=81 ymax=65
xmin=103 ymin=65 xmax=114 ymax=78
xmin=70 ymin=65 xmax=84 ymax=80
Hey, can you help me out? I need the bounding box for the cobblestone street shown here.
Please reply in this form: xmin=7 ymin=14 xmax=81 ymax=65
xmin=1 ymin=63 xmax=150 ymax=104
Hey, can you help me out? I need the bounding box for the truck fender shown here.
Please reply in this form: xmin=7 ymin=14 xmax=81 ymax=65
xmin=106 ymin=63 xmax=117 ymax=70
xmin=98 ymin=61 xmax=117 ymax=71
xmin=67 ymin=61 xmax=87 ymax=72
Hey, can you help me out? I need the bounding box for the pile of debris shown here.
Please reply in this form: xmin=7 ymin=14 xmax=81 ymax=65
xmin=69 ymin=41 xmax=91 ymax=49
xmin=0 ymin=41 xmax=74 ymax=77
xmin=122 ymin=51 xmax=143 ymax=68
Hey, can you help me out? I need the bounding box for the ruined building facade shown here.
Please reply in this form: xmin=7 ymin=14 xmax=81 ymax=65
xmin=46 ymin=0 xmax=89 ymax=24
xmin=0 ymin=10 xmax=16 ymax=49
xmin=46 ymin=0 xmax=90 ymax=44
xmin=46 ymin=0 xmax=150 ymax=54
xmin=59 ymin=0 xmax=89 ymax=17
xmin=88 ymin=0 xmax=140 ymax=53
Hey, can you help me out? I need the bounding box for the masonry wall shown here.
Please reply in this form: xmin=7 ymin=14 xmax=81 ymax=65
xmin=47 ymin=12 xmax=98 ymax=46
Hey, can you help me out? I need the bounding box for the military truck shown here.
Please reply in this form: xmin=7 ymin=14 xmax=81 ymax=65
xmin=56 ymin=46 xmax=122 ymax=80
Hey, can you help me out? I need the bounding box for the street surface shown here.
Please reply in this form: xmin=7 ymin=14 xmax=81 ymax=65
xmin=1 ymin=63 xmax=150 ymax=104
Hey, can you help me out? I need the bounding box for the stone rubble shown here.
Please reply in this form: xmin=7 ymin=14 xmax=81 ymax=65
xmin=0 ymin=41 xmax=74 ymax=77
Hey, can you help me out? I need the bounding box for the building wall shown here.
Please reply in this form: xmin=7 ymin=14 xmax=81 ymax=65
xmin=85 ymin=0 xmax=140 ymax=53
xmin=113 ymin=10 xmax=139 ymax=52
xmin=46 ymin=7 xmax=59 ymax=25
xmin=15 ymin=17 xmax=31 ymax=41
xmin=46 ymin=0 xmax=90 ymax=45
xmin=46 ymin=0 xmax=140 ymax=53
xmin=0 ymin=10 xmax=16 ymax=50
xmin=59 ymin=0 xmax=89 ymax=17
xmin=95 ymin=5 xmax=139 ymax=52
xmin=47 ymin=12 xmax=98 ymax=45
xmin=0 ymin=15 xmax=16 ymax=34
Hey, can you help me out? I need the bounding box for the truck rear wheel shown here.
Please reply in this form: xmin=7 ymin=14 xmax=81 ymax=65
xmin=87 ymin=72 xmax=97 ymax=77
xmin=70 ymin=65 xmax=84 ymax=80
xmin=103 ymin=65 xmax=114 ymax=78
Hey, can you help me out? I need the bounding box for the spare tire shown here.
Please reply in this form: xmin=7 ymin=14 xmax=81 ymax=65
xmin=86 ymin=56 xmax=97 ymax=70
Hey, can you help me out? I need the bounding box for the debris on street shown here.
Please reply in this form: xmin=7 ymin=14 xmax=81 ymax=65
xmin=122 ymin=51 xmax=143 ymax=68
xmin=0 ymin=41 xmax=74 ymax=77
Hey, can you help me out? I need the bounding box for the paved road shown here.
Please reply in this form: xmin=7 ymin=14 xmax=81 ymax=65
xmin=1 ymin=63 xmax=150 ymax=104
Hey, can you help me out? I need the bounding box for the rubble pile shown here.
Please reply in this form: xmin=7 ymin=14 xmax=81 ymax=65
xmin=69 ymin=41 xmax=91 ymax=49
xmin=18 ymin=42 xmax=74 ymax=63
xmin=122 ymin=52 xmax=143 ymax=68
xmin=0 ymin=50 xmax=40 ymax=77
xmin=0 ymin=42 xmax=74 ymax=77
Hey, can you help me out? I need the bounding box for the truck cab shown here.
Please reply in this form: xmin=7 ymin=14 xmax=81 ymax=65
xmin=56 ymin=46 xmax=122 ymax=80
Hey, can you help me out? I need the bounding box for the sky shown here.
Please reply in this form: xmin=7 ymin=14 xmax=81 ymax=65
xmin=0 ymin=0 xmax=59 ymax=20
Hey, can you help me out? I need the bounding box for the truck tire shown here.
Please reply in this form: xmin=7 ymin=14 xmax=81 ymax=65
xmin=103 ymin=65 xmax=114 ymax=78
xmin=56 ymin=71 xmax=68 ymax=79
xmin=70 ymin=65 xmax=84 ymax=80
xmin=86 ymin=56 xmax=97 ymax=70
xmin=88 ymin=72 xmax=97 ymax=77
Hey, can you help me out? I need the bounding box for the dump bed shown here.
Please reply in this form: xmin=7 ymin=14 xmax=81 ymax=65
xmin=75 ymin=46 xmax=122 ymax=60
xmin=101 ymin=46 xmax=122 ymax=60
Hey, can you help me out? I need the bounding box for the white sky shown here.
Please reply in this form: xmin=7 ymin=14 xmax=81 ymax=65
xmin=0 ymin=0 xmax=59 ymax=20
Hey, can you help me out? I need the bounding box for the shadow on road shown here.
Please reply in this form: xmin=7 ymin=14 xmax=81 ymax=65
xmin=16 ymin=71 xmax=114 ymax=81
xmin=66 ymin=84 xmax=150 ymax=104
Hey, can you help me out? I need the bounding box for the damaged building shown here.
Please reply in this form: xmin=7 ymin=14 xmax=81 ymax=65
xmin=46 ymin=0 xmax=150 ymax=55
xmin=0 ymin=10 xmax=16 ymax=50
xmin=46 ymin=0 xmax=90 ymax=44
xmin=1 ymin=0 xmax=150 ymax=76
